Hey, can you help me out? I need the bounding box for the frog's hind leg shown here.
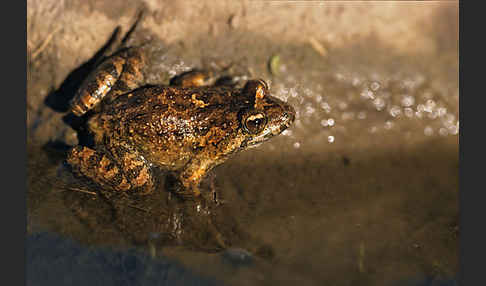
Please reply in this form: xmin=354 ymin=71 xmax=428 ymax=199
xmin=69 ymin=47 xmax=147 ymax=117
xmin=105 ymin=141 xmax=155 ymax=195
xmin=67 ymin=146 xmax=131 ymax=195
xmin=69 ymin=9 xmax=148 ymax=117
xmin=103 ymin=48 xmax=146 ymax=103
xmin=66 ymin=145 xmax=154 ymax=197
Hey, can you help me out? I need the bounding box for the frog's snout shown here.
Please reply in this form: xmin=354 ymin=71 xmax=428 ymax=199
xmin=281 ymin=103 xmax=296 ymax=130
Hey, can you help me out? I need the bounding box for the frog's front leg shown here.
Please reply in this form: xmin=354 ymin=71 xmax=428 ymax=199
xmin=169 ymin=158 xmax=216 ymax=199
xmin=70 ymin=47 xmax=146 ymax=116
xmin=66 ymin=144 xmax=154 ymax=197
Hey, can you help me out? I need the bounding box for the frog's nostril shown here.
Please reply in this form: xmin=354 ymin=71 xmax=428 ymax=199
xmin=285 ymin=108 xmax=295 ymax=122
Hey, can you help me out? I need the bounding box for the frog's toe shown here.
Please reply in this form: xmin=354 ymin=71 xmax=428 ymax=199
xmin=170 ymin=70 xmax=216 ymax=88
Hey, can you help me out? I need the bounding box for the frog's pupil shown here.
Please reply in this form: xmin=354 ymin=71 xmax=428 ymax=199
xmin=246 ymin=118 xmax=262 ymax=133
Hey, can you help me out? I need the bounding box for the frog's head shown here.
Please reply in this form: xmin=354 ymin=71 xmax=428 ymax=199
xmin=238 ymin=79 xmax=295 ymax=148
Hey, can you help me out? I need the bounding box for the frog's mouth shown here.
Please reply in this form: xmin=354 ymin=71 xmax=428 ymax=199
xmin=244 ymin=108 xmax=295 ymax=148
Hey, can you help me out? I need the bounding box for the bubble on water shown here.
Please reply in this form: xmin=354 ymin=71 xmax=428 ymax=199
xmin=437 ymin=107 xmax=447 ymax=117
xmin=439 ymin=128 xmax=448 ymax=136
xmin=443 ymin=113 xmax=455 ymax=124
xmin=290 ymin=88 xmax=299 ymax=98
xmin=369 ymin=126 xmax=378 ymax=133
xmin=282 ymin=129 xmax=292 ymax=136
xmin=415 ymin=111 xmax=423 ymax=119
xmin=448 ymin=121 xmax=459 ymax=135
xmin=341 ymin=112 xmax=355 ymax=121
xmin=303 ymin=88 xmax=313 ymax=97
xmin=352 ymin=77 xmax=361 ymax=86
xmin=357 ymin=111 xmax=367 ymax=120
xmin=401 ymin=95 xmax=415 ymax=107
xmin=277 ymin=87 xmax=290 ymax=101
xmin=417 ymin=104 xmax=425 ymax=113
xmin=316 ymin=95 xmax=323 ymax=102
xmin=320 ymin=102 xmax=331 ymax=113
xmin=401 ymin=78 xmax=420 ymax=90
xmin=321 ymin=118 xmax=334 ymax=127
xmin=389 ymin=106 xmax=402 ymax=118
xmin=373 ymin=97 xmax=386 ymax=111
xmin=384 ymin=121 xmax=394 ymax=130
xmin=279 ymin=86 xmax=289 ymax=95
xmin=328 ymin=135 xmax=335 ymax=143
xmin=424 ymin=126 xmax=434 ymax=136
xmin=305 ymin=104 xmax=316 ymax=115
xmin=335 ymin=73 xmax=345 ymax=81
xmin=404 ymin=108 xmax=414 ymax=118
xmin=293 ymin=142 xmax=301 ymax=149
xmin=428 ymin=110 xmax=438 ymax=119
xmin=361 ymin=89 xmax=375 ymax=100
xmin=370 ymin=82 xmax=381 ymax=91
xmin=338 ymin=101 xmax=348 ymax=110
xmin=424 ymin=100 xmax=436 ymax=113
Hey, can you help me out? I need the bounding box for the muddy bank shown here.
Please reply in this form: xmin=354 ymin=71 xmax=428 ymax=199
xmin=27 ymin=1 xmax=458 ymax=285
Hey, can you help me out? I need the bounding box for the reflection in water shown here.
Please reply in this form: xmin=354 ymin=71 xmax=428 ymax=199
xmin=27 ymin=2 xmax=458 ymax=285
xmin=26 ymin=232 xmax=222 ymax=286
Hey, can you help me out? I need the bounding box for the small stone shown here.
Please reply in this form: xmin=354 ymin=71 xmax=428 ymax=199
xmin=228 ymin=14 xmax=240 ymax=29
xmin=268 ymin=54 xmax=281 ymax=76
xmin=222 ymin=248 xmax=253 ymax=266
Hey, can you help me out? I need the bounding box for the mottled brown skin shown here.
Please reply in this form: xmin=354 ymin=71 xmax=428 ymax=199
xmin=67 ymin=47 xmax=295 ymax=199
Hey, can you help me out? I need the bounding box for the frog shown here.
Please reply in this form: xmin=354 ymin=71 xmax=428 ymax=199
xmin=66 ymin=46 xmax=295 ymax=200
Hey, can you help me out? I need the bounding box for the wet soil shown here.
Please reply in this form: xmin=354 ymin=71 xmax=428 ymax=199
xmin=27 ymin=1 xmax=458 ymax=285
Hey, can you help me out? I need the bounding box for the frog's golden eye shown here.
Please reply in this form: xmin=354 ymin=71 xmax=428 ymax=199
xmin=243 ymin=112 xmax=267 ymax=134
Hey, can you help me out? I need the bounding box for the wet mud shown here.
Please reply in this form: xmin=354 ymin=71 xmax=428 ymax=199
xmin=27 ymin=1 xmax=458 ymax=285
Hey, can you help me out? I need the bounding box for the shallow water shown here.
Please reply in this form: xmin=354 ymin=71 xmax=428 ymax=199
xmin=27 ymin=2 xmax=458 ymax=285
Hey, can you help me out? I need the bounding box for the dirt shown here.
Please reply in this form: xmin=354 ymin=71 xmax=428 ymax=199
xmin=27 ymin=1 xmax=459 ymax=285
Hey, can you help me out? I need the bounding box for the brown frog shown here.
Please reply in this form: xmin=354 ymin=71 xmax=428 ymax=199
xmin=66 ymin=46 xmax=295 ymax=199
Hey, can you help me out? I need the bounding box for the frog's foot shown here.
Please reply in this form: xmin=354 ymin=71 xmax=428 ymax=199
xmin=170 ymin=70 xmax=217 ymax=88
xmin=69 ymin=47 xmax=146 ymax=117
xmin=170 ymin=69 xmax=244 ymax=88
xmin=66 ymin=146 xmax=154 ymax=197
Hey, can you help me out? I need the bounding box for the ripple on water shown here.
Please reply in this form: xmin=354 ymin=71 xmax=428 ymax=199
xmin=272 ymin=64 xmax=458 ymax=151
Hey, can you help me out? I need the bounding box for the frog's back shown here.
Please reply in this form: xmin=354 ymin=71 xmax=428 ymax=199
xmin=93 ymin=86 xmax=244 ymax=168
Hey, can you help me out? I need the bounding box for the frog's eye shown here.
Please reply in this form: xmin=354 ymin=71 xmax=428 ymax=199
xmin=243 ymin=112 xmax=267 ymax=134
